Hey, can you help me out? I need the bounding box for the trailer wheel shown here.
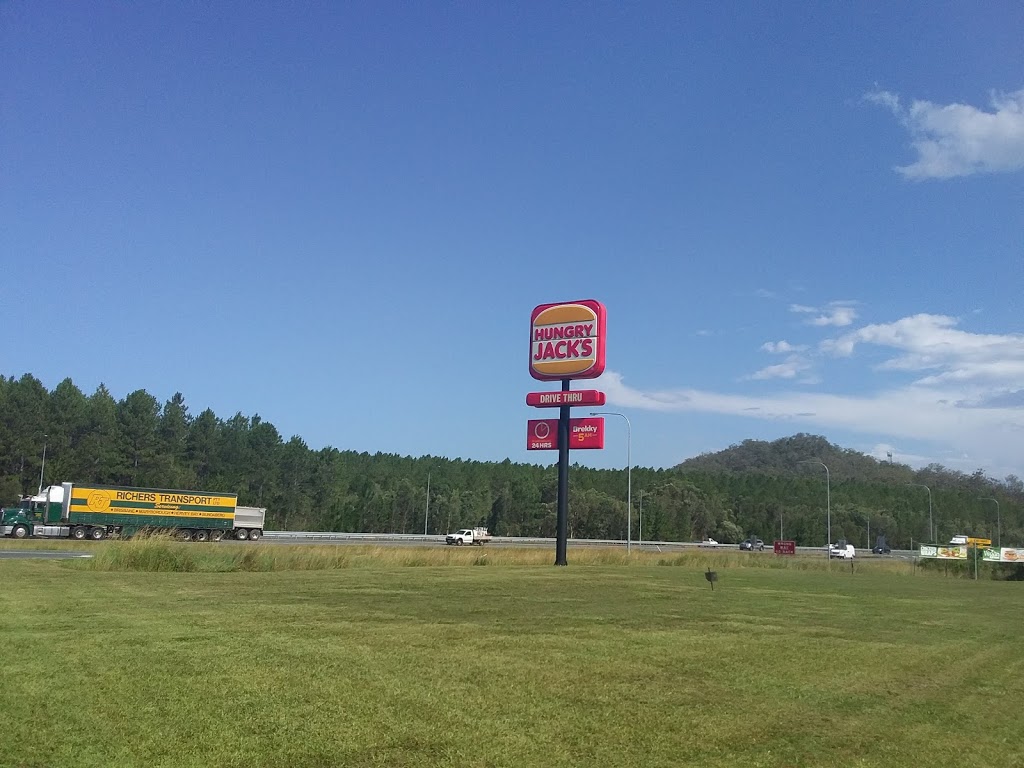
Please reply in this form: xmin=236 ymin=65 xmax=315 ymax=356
xmin=12 ymin=524 xmax=30 ymax=539
xmin=235 ymin=528 xmax=249 ymax=541
xmin=211 ymin=530 xmax=225 ymax=542
xmin=89 ymin=527 xmax=106 ymax=541
xmin=248 ymin=529 xmax=262 ymax=542
xmin=193 ymin=529 xmax=210 ymax=542
xmin=71 ymin=526 xmax=87 ymax=540
xmin=176 ymin=529 xmax=193 ymax=542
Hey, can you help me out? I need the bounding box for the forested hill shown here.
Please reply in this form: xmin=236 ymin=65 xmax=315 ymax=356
xmin=678 ymin=433 xmax=912 ymax=483
xmin=2 ymin=374 xmax=1022 ymax=548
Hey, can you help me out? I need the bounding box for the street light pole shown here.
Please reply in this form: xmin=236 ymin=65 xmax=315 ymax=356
xmin=799 ymin=459 xmax=830 ymax=560
xmin=980 ymin=497 xmax=1000 ymax=549
xmin=638 ymin=490 xmax=644 ymax=547
xmin=907 ymin=483 xmax=933 ymax=543
xmin=424 ymin=472 xmax=430 ymax=536
xmin=591 ymin=411 xmax=631 ymax=553
xmin=38 ymin=434 xmax=48 ymax=495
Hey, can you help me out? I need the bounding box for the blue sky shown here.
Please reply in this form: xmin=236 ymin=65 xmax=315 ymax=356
xmin=3 ymin=2 xmax=1023 ymax=478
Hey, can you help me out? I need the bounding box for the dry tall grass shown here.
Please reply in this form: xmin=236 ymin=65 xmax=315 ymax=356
xmin=70 ymin=535 xmax=920 ymax=574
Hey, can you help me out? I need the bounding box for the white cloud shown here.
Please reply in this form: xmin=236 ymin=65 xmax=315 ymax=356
xmin=867 ymin=88 xmax=1024 ymax=179
xmin=601 ymin=310 xmax=1024 ymax=476
xmin=602 ymin=370 xmax=1024 ymax=472
xmin=789 ymin=301 xmax=858 ymax=327
xmin=811 ymin=306 xmax=857 ymax=327
xmin=748 ymin=357 xmax=810 ymax=381
xmin=822 ymin=313 xmax=1024 ymax=386
xmin=760 ymin=340 xmax=807 ymax=354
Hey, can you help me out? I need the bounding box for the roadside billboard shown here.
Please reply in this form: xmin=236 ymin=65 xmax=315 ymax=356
xmin=982 ymin=547 xmax=1023 ymax=563
xmin=919 ymin=544 xmax=967 ymax=559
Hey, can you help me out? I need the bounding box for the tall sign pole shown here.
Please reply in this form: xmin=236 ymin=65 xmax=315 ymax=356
xmin=556 ymin=380 xmax=571 ymax=566
xmin=527 ymin=300 xmax=607 ymax=566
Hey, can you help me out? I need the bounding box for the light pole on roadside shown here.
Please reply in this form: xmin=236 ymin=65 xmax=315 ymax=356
xmin=638 ymin=489 xmax=645 ymax=547
xmin=907 ymin=483 xmax=933 ymax=543
xmin=980 ymin=497 xmax=1000 ymax=549
xmin=38 ymin=434 xmax=48 ymax=495
xmin=590 ymin=411 xmax=631 ymax=553
xmin=799 ymin=459 xmax=830 ymax=560
xmin=423 ymin=472 xmax=430 ymax=536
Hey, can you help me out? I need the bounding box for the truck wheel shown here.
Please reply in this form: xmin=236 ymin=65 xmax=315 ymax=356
xmin=455 ymin=539 xmax=463 ymax=546
xmin=176 ymin=529 xmax=193 ymax=542
xmin=71 ymin=526 xmax=87 ymax=540
xmin=248 ymin=529 xmax=262 ymax=542
xmin=211 ymin=530 xmax=225 ymax=542
xmin=193 ymin=529 xmax=210 ymax=542
xmin=12 ymin=524 xmax=30 ymax=539
xmin=89 ymin=527 xmax=106 ymax=541
xmin=236 ymin=529 xmax=249 ymax=541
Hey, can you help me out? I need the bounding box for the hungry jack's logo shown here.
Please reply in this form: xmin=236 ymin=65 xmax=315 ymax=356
xmin=529 ymin=300 xmax=606 ymax=381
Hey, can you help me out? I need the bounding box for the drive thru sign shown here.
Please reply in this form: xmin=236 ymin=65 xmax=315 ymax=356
xmin=526 ymin=390 xmax=606 ymax=407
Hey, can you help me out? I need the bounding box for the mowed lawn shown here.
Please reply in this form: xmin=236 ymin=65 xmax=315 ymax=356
xmin=1 ymin=553 xmax=1022 ymax=767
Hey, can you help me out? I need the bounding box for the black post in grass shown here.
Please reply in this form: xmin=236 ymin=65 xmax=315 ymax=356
xmin=705 ymin=568 xmax=718 ymax=591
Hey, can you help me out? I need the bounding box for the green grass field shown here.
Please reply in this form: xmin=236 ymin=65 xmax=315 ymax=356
xmin=1 ymin=543 xmax=1021 ymax=767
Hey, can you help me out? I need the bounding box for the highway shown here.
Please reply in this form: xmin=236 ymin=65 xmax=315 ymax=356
xmin=259 ymin=531 xmax=916 ymax=558
xmin=0 ymin=550 xmax=93 ymax=560
xmin=0 ymin=532 xmax=915 ymax=559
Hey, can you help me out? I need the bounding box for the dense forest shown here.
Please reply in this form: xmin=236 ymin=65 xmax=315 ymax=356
xmin=2 ymin=373 xmax=1021 ymax=548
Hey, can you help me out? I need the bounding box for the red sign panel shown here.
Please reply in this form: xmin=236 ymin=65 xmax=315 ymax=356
xmin=774 ymin=540 xmax=796 ymax=555
xmin=526 ymin=390 xmax=606 ymax=408
xmin=527 ymin=417 xmax=605 ymax=450
xmin=530 ymin=300 xmax=607 ymax=381
xmin=527 ymin=419 xmax=558 ymax=450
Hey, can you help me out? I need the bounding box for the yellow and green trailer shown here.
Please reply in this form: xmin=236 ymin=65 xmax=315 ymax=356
xmin=1 ymin=482 xmax=265 ymax=542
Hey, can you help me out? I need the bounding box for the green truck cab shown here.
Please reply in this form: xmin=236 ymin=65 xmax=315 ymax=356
xmin=1 ymin=482 xmax=266 ymax=542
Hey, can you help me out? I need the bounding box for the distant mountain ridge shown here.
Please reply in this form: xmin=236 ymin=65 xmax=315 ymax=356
xmin=676 ymin=433 xmax=904 ymax=479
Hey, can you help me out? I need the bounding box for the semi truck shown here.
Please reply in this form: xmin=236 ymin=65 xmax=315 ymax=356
xmin=1 ymin=482 xmax=265 ymax=542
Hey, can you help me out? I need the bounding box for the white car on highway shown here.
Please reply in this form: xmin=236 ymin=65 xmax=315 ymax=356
xmin=829 ymin=543 xmax=856 ymax=559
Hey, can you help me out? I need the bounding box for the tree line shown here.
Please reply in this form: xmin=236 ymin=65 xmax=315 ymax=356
xmin=2 ymin=374 xmax=1021 ymax=548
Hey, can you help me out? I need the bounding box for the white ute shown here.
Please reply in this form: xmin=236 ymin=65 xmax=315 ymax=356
xmin=445 ymin=528 xmax=492 ymax=546
xmin=829 ymin=543 xmax=856 ymax=559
